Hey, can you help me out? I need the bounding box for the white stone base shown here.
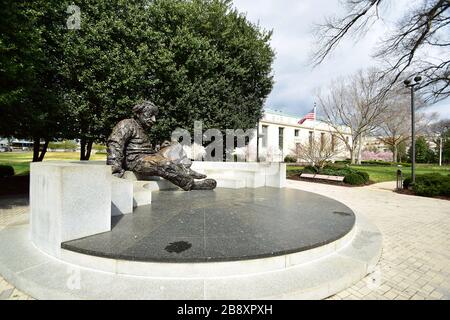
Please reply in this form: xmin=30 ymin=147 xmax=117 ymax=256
xmin=0 ymin=212 xmax=382 ymax=299
xmin=30 ymin=162 xmax=112 ymax=258
xmin=111 ymin=177 xmax=133 ymax=216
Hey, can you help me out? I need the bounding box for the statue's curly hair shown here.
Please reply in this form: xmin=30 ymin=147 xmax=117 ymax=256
xmin=132 ymin=100 xmax=159 ymax=116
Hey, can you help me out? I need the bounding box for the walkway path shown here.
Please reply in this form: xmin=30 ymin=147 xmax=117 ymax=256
xmin=0 ymin=196 xmax=32 ymax=300
xmin=0 ymin=181 xmax=449 ymax=300
xmin=287 ymin=180 xmax=450 ymax=300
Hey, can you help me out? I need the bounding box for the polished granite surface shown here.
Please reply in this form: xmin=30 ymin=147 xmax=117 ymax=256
xmin=62 ymin=187 xmax=355 ymax=262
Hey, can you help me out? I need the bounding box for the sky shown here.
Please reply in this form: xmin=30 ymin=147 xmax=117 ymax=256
xmin=232 ymin=0 xmax=450 ymax=120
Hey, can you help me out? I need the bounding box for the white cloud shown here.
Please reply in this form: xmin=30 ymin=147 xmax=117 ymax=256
xmin=232 ymin=0 xmax=450 ymax=120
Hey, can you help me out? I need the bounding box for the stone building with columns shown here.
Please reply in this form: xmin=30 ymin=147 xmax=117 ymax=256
xmin=248 ymin=108 xmax=353 ymax=163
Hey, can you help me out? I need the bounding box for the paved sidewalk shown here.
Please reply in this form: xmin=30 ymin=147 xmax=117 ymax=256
xmin=287 ymin=180 xmax=450 ymax=300
xmin=0 ymin=182 xmax=449 ymax=300
xmin=0 ymin=196 xmax=33 ymax=300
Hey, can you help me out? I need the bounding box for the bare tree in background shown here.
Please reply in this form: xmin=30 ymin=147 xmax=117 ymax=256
xmin=376 ymin=87 xmax=435 ymax=161
xmin=312 ymin=0 xmax=450 ymax=102
xmin=292 ymin=134 xmax=343 ymax=169
xmin=316 ymin=69 xmax=388 ymax=164
xmin=430 ymin=118 xmax=450 ymax=135
xmin=428 ymin=118 xmax=450 ymax=158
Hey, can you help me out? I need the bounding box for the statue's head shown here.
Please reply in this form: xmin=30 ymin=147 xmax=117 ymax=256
xmin=133 ymin=100 xmax=159 ymax=128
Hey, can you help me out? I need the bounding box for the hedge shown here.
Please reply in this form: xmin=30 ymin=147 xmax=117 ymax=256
xmin=344 ymin=173 xmax=366 ymax=185
xmin=403 ymin=173 xmax=450 ymax=198
xmin=0 ymin=165 xmax=15 ymax=178
xmin=284 ymin=155 xmax=297 ymax=163
xmin=360 ymin=160 xmax=412 ymax=167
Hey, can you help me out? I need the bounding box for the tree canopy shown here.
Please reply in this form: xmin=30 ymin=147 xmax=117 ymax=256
xmin=0 ymin=0 xmax=67 ymax=160
xmin=1 ymin=0 xmax=275 ymax=160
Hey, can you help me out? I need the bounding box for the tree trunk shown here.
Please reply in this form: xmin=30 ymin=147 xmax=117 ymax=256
xmin=393 ymin=145 xmax=398 ymax=163
xmin=356 ymin=136 xmax=363 ymax=165
xmin=350 ymin=149 xmax=356 ymax=164
xmin=38 ymin=139 xmax=49 ymax=162
xmin=80 ymin=138 xmax=93 ymax=160
xmin=32 ymin=137 xmax=50 ymax=162
xmin=32 ymin=137 xmax=41 ymax=162
xmin=349 ymin=138 xmax=357 ymax=164
xmin=80 ymin=138 xmax=86 ymax=160
xmin=85 ymin=140 xmax=93 ymax=160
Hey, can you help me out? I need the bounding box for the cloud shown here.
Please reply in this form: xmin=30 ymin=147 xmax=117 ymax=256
xmin=232 ymin=0 xmax=450 ymax=119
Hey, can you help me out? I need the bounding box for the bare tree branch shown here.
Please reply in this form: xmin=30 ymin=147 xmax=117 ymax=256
xmin=312 ymin=0 xmax=450 ymax=102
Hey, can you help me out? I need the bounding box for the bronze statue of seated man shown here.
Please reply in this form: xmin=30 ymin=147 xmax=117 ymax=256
xmin=106 ymin=101 xmax=217 ymax=191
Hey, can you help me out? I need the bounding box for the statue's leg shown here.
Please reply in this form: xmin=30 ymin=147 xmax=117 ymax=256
xmin=159 ymin=144 xmax=207 ymax=180
xmin=134 ymin=154 xmax=216 ymax=191
xmin=136 ymin=161 xmax=195 ymax=191
xmin=158 ymin=163 xmax=196 ymax=191
xmin=186 ymin=168 xmax=207 ymax=180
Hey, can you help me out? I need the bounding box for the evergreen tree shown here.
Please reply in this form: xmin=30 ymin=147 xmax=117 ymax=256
xmin=408 ymin=136 xmax=435 ymax=164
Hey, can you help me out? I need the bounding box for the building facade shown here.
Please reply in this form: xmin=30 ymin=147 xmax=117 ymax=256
xmin=248 ymin=109 xmax=353 ymax=163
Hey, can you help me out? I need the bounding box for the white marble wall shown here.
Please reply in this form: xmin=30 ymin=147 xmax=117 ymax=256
xmin=30 ymin=162 xmax=112 ymax=257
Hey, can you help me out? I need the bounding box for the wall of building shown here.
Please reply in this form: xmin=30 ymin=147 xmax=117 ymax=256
xmin=246 ymin=109 xmax=353 ymax=163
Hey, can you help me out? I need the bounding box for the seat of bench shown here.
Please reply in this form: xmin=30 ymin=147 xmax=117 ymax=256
xmin=300 ymin=173 xmax=345 ymax=182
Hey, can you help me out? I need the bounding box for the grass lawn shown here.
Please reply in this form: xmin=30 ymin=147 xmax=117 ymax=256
xmin=349 ymin=164 xmax=450 ymax=183
xmin=287 ymin=163 xmax=450 ymax=183
xmin=2 ymin=152 xmax=449 ymax=183
xmin=0 ymin=152 xmax=107 ymax=176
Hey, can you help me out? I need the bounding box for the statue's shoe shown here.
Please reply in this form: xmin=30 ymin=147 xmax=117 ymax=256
xmin=192 ymin=179 xmax=217 ymax=190
xmin=188 ymin=169 xmax=207 ymax=180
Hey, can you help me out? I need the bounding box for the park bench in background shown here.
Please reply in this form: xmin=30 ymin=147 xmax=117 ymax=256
xmin=300 ymin=173 xmax=345 ymax=183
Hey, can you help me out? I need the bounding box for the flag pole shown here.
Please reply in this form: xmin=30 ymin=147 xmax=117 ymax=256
xmin=312 ymin=103 xmax=317 ymax=167
xmin=313 ymin=102 xmax=317 ymax=140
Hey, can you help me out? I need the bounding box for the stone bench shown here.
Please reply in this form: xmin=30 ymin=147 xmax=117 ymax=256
xmin=300 ymin=173 xmax=345 ymax=183
xmin=122 ymin=162 xmax=287 ymax=190
xmin=30 ymin=161 xmax=287 ymax=257
xmin=191 ymin=161 xmax=286 ymax=189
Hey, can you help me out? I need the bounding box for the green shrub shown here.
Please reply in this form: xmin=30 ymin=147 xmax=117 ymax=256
xmin=323 ymin=164 xmax=346 ymax=171
xmin=403 ymin=177 xmax=412 ymax=189
xmin=361 ymin=160 xmax=389 ymax=166
xmin=356 ymin=171 xmax=370 ymax=183
xmin=302 ymin=165 xmax=319 ymax=174
xmin=0 ymin=165 xmax=15 ymax=178
xmin=413 ymin=184 xmax=440 ymax=197
xmin=408 ymin=173 xmax=450 ymax=198
xmin=288 ymin=169 xmax=303 ymax=177
xmin=441 ymin=181 xmax=450 ymax=197
xmin=344 ymin=173 xmax=366 ymax=185
xmin=284 ymin=155 xmax=297 ymax=163
xmin=321 ymin=168 xmax=338 ymax=176
xmin=334 ymin=160 xmax=351 ymax=165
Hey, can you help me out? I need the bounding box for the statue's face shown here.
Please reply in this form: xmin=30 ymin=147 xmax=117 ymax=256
xmin=136 ymin=105 xmax=158 ymax=128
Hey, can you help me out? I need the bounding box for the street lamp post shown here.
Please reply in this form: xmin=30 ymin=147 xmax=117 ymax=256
xmin=404 ymin=76 xmax=422 ymax=185
xmin=440 ymin=126 xmax=449 ymax=167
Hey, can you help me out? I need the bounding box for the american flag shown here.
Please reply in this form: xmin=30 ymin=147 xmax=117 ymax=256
xmin=298 ymin=108 xmax=316 ymax=125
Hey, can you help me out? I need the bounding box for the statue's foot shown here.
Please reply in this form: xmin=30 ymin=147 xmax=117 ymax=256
xmin=188 ymin=169 xmax=207 ymax=180
xmin=192 ymin=179 xmax=217 ymax=190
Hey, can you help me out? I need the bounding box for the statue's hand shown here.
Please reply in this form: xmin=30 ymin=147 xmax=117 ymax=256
xmin=113 ymin=169 xmax=125 ymax=178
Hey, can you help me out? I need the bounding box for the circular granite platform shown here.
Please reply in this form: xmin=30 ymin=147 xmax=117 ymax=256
xmin=62 ymin=187 xmax=355 ymax=263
